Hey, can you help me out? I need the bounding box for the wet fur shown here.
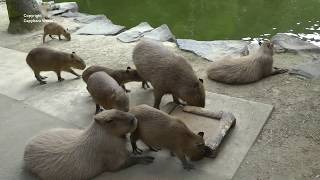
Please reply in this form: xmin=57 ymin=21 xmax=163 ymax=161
xmin=207 ymin=42 xmax=277 ymax=84
xmin=43 ymin=22 xmax=71 ymax=43
xmin=133 ymin=39 xmax=205 ymax=108
xmin=24 ymin=110 xmax=137 ymax=180
xmin=86 ymin=71 xmax=129 ymax=112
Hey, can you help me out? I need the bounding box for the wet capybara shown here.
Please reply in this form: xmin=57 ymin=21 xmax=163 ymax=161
xmin=26 ymin=47 xmax=86 ymax=84
xmin=86 ymin=71 xmax=129 ymax=114
xmin=24 ymin=109 xmax=154 ymax=180
xmin=206 ymin=41 xmax=288 ymax=84
xmin=133 ymin=39 xmax=205 ymax=109
xmin=130 ymin=104 xmax=212 ymax=170
xmin=82 ymin=65 xmax=149 ymax=92
xmin=43 ymin=22 xmax=71 ymax=43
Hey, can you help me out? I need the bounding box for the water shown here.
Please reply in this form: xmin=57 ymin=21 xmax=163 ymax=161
xmin=56 ymin=0 xmax=320 ymax=40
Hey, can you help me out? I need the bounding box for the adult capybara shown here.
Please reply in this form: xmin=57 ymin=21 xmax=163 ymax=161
xmin=130 ymin=104 xmax=212 ymax=170
xmin=26 ymin=47 xmax=86 ymax=84
xmin=24 ymin=109 xmax=154 ymax=180
xmin=206 ymin=41 xmax=288 ymax=84
xmin=86 ymin=71 xmax=129 ymax=114
xmin=82 ymin=65 xmax=149 ymax=92
xmin=43 ymin=22 xmax=71 ymax=43
xmin=133 ymin=39 xmax=205 ymax=109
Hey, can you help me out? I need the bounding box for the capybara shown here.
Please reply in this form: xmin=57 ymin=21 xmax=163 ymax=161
xmin=86 ymin=71 xmax=129 ymax=114
xmin=82 ymin=65 xmax=149 ymax=92
xmin=206 ymin=41 xmax=288 ymax=84
xmin=43 ymin=22 xmax=71 ymax=43
xmin=26 ymin=47 xmax=86 ymax=84
xmin=133 ymin=39 xmax=205 ymax=109
xmin=130 ymin=104 xmax=212 ymax=170
xmin=24 ymin=109 xmax=154 ymax=180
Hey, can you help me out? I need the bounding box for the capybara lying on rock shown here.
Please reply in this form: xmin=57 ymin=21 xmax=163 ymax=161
xmin=26 ymin=47 xmax=86 ymax=84
xmin=133 ymin=39 xmax=205 ymax=109
xmin=130 ymin=104 xmax=212 ymax=170
xmin=86 ymin=71 xmax=129 ymax=114
xmin=24 ymin=109 xmax=154 ymax=180
xmin=206 ymin=41 xmax=288 ymax=84
xmin=82 ymin=65 xmax=149 ymax=92
xmin=43 ymin=22 xmax=71 ymax=43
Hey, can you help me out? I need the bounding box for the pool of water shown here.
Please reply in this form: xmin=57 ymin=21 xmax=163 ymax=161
xmin=56 ymin=0 xmax=320 ymax=40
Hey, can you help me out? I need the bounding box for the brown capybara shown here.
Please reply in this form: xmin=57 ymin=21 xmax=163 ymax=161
xmin=82 ymin=65 xmax=149 ymax=92
xmin=43 ymin=22 xmax=71 ymax=43
xmin=86 ymin=71 xmax=129 ymax=114
xmin=206 ymin=41 xmax=288 ymax=84
xmin=130 ymin=104 xmax=212 ymax=170
xmin=26 ymin=47 xmax=86 ymax=84
xmin=133 ymin=39 xmax=205 ymax=109
xmin=24 ymin=109 xmax=154 ymax=180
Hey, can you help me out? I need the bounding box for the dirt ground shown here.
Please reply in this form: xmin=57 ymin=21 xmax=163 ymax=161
xmin=0 ymin=3 xmax=319 ymax=180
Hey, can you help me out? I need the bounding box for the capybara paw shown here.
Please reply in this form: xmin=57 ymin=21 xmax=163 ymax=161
xmin=133 ymin=148 xmax=143 ymax=155
xmin=58 ymin=78 xmax=65 ymax=82
xmin=40 ymin=76 xmax=48 ymax=80
xmin=95 ymin=108 xmax=103 ymax=115
xmin=138 ymin=156 xmax=155 ymax=164
xmin=39 ymin=81 xmax=47 ymax=85
xmin=75 ymin=75 xmax=81 ymax=79
xmin=125 ymin=89 xmax=131 ymax=93
xmin=183 ymin=163 xmax=195 ymax=171
xmin=149 ymin=146 xmax=161 ymax=152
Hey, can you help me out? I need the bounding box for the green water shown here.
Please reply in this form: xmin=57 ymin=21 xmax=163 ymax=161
xmin=57 ymin=0 xmax=320 ymax=40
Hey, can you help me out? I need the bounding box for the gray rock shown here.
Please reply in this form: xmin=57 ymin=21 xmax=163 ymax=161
xmin=271 ymin=33 xmax=320 ymax=53
xmin=74 ymin=14 xmax=109 ymax=24
xmin=60 ymin=11 xmax=84 ymax=18
xmin=143 ymin=24 xmax=175 ymax=42
xmin=56 ymin=2 xmax=79 ymax=12
xmin=177 ymin=39 xmax=250 ymax=61
xmin=75 ymin=20 xmax=125 ymax=35
xmin=117 ymin=22 xmax=154 ymax=43
xmin=290 ymin=60 xmax=320 ymax=79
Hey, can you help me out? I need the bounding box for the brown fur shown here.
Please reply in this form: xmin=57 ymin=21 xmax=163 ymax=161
xmin=130 ymin=104 xmax=211 ymax=170
xmin=133 ymin=39 xmax=205 ymax=109
xmin=87 ymin=71 xmax=129 ymax=114
xmin=207 ymin=41 xmax=287 ymax=84
xmin=82 ymin=65 xmax=149 ymax=92
xmin=43 ymin=22 xmax=71 ymax=43
xmin=24 ymin=110 xmax=154 ymax=180
xmin=26 ymin=47 xmax=86 ymax=84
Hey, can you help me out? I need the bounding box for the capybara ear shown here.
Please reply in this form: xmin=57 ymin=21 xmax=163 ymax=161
xmin=258 ymin=41 xmax=262 ymax=46
xmin=126 ymin=66 xmax=131 ymax=72
xmin=199 ymin=78 xmax=203 ymax=83
xmin=198 ymin=131 xmax=204 ymax=137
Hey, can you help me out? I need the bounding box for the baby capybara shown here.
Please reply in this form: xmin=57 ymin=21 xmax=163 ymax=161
xmin=26 ymin=47 xmax=86 ymax=84
xmin=130 ymin=104 xmax=212 ymax=170
xmin=24 ymin=109 xmax=154 ymax=180
xmin=82 ymin=65 xmax=149 ymax=92
xmin=133 ymin=39 xmax=205 ymax=109
xmin=206 ymin=41 xmax=288 ymax=84
xmin=43 ymin=22 xmax=71 ymax=43
xmin=86 ymin=71 xmax=129 ymax=114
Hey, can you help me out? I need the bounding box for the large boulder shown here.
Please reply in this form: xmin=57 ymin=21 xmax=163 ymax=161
xmin=290 ymin=60 xmax=320 ymax=79
xmin=177 ymin=39 xmax=250 ymax=61
xmin=75 ymin=20 xmax=125 ymax=35
xmin=143 ymin=24 xmax=176 ymax=42
xmin=271 ymin=33 xmax=320 ymax=53
xmin=117 ymin=22 xmax=154 ymax=43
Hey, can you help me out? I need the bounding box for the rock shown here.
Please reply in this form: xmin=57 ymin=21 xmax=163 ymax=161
xmin=271 ymin=33 xmax=320 ymax=53
xmin=290 ymin=60 xmax=320 ymax=79
xmin=56 ymin=2 xmax=79 ymax=12
xmin=60 ymin=11 xmax=84 ymax=18
xmin=75 ymin=20 xmax=125 ymax=35
xmin=176 ymin=39 xmax=250 ymax=61
xmin=74 ymin=14 xmax=109 ymax=24
xmin=47 ymin=9 xmax=69 ymax=17
xmin=143 ymin=24 xmax=176 ymax=42
xmin=117 ymin=22 xmax=154 ymax=43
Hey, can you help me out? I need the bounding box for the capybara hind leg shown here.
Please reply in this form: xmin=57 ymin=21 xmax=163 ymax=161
xmin=153 ymin=90 xmax=164 ymax=109
xmin=40 ymin=75 xmax=47 ymax=80
xmin=66 ymin=68 xmax=80 ymax=78
xmin=271 ymin=67 xmax=289 ymax=75
xmin=58 ymin=35 xmax=61 ymax=40
xmin=55 ymin=71 xmax=64 ymax=81
xmin=95 ymin=104 xmax=103 ymax=114
xmin=142 ymin=81 xmax=150 ymax=89
xmin=121 ymin=84 xmax=131 ymax=93
xmin=130 ymin=133 xmax=143 ymax=154
xmin=34 ymin=71 xmax=46 ymax=84
xmin=42 ymin=33 xmax=47 ymax=43
xmin=49 ymin=35 xmax=55 ymax=39
xmin=175 ymin=151 xmax=194 ymax=170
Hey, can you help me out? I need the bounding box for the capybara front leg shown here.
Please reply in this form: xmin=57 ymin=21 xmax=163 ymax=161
xmin=142 ymin=81 xmax=150 ymax=89
xmin=271 ymin=67 xmax=289 ymax=75
xmin=121 ymin=84 xmax=131 ymax=93
xmin=176 ymin=151 xmax=194 ymax=170
xmin=66 ymin=68 xmax=81 ymax=78
xmin=42 ymin=33 xmax=47 ymax=43
xmin=55 ymin=71 xmax=64 ymax=82
xmin=58 ymin=35 xmax=61 ymax=40
xmin=49 ymin=35 xmax=55 ymax=39
xmin=34 ymin=71 xmax=46 ymax=84
xmin=130 ymin=133 xmax=143 ymax=154
xmin=153 ymin=90 xmax=164 ymax=109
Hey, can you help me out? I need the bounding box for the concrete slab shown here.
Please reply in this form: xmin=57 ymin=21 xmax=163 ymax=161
xmin=0 ymin=94 xmax=76 ymax=180
xmin=95 ymin=92 xmax=273 ymax=180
